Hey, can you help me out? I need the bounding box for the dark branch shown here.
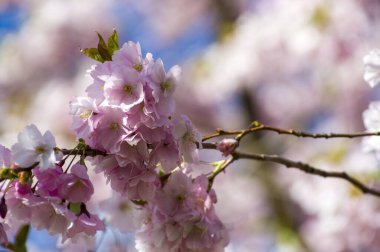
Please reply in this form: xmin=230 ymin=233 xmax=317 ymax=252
xmin=233 ymin=151 xmax=380 ymax=197
xmin=61 ymin=148 xmax=107 ymax=157
xmin=202 ymin=124 xmax=380 ymax=141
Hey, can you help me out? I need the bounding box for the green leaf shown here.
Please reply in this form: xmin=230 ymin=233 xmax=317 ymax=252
xmin=69 ymin=202 xmax=81 ymax=215
xmin=97 ymin=33 xmax=112 ymax=61
xmin=81 ymin=30 xmax=121 ymax=62
xmin=107 ymin=29 xmax=119 ymax=55
xmin=15 ymin=224 xmax=29 ymax=252
xmin=80 ymin=48 xmax=104 ymax=63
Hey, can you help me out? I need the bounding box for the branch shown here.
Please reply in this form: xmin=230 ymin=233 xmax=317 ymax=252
xmin=233 ymin=151 xmax=380 ymax=197
xmin=61 ymin=148 xmax=107 ymax=157
xmin=208 ymin=157 xmax=236 ymax=191
xmin=202 ymin=124 xmax=380 ymax=141
xmin=203 ymin=141 xmax=380 ymax=198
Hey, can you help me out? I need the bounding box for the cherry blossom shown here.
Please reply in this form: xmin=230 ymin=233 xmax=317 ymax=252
xmin=363 ymin=49 xmax=380 ymax=87
xmin=136 ymin=171 xmax=229 ymax=252
xmin=100 ymin=193 xmax=139 ymax=233
xmin=58 ymin=163 xmax=94 ymax=203
xmin=11 ymin=124 xmax=62 ymax=170
xmin=172 ymin=116 xmax=202 ymax=163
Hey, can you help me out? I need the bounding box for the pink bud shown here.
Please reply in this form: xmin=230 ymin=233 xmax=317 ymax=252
xmin=217 ymin=139 xmax=238 ymax=156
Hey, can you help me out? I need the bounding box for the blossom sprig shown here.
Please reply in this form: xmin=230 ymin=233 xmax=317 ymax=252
xmin=0 ymin=31 xmax=229 ymax=251
xmin=3 ymin=31 xmax=380 ymax=251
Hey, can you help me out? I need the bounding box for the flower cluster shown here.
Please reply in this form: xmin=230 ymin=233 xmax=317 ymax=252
xmin=0 ymin=125 xmax=103 ymax=244
xmin=136 ymin=171 xmax=229 ymax=252
xmin=0 ymin=35 xmax=228 ymax=251
xmin=363 ymin=50 xmax=380 ymax=154
xmin=72 ymin=39 xmax=228 ymax=250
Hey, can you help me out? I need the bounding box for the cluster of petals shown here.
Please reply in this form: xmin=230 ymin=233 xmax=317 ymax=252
xmin=0 ymin=41 xmax=228 ymax=251
xmin=72 ymin=41 xmax=201 ymax=201
xmin=135 ymin=171 xmax=229 ymax=252
xmin=70 ymin=42 xmax=183 ymax=154
xmin=0 ymin=137 xmax=102 ymax=243
xmin=11 ymin=124 xmax=62 ymax=170
xmin=363 ymin=49 xmax=380 ymax=88
xmin=69 ymin=41 xmax=229 ymax=251
xmin=363 ymin=50 xmax=380 ymax=154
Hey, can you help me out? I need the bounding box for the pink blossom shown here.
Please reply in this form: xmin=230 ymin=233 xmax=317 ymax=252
xmin=58 ymin=233 xmax=96 ymax=252
xmin=11 ymin=124 xmax=62 ymax=170
xmin=149 ymin=59 xmax=181 ymax=100
xmin=150 ymin=133 xmax=180 ymax=172
xmin=126 ymin=168 xmax=158 ymax=201
xmin=136 ymin=171 xmax=229 ymax=252
xmin=363 ymin=49 xmax=380 ymax=88
xmin=113 ymin=41 xmax=144 ymax=71
xmin=217 ymin=138 xmax=238 ymax=157
xmin=123 ymin=101 xmax=163 ymax=131
xmin=91 ymin=106 xmax=127 ymax=152
xmin=14 ymin=181 xmax=32 ymax=196
xmin=69 ymin=96 xmax=98 ymax=140
xmin=5 ymin=188 xmax=33 ymax=222
xmin=143 ymin=85 xmax=175 ymax=126
xmin=86 ymin=61 xmax=114 ymax=102
xmin=34 ymin=166 xmax=63 ymax=197
xmin=362 ymin=102 xmax=380 ymax=154
xmin=100 ymin=193 xmax=139 ymax=233
xmin=0 ymin=145 xmax=11 ymax=168
xmin=115 ymin=141 xmax=149 ymax=167
xmin=66 ymin=213 xmax=104 ymax=239
xmin=104 ymin=66 xmax=144 ymax=108
xmin=93 ymin=155 xmax=158 ymax=200
xmin=172 ymin=116 xmax=202 ymax=164
xmin=155 ymin=171 xmax=193 ymax=216
xmin=30 ymin=200 xmax=75 ymax=235
xmin=125 ymin=122 xmax=166 ymax=145
xmin=58 ymin=163 xmax=94 ymax=203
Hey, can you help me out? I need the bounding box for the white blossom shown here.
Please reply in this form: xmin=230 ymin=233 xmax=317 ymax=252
xmin=11 ymin=124 xmax=61 ymax=169
xmin=363 ymin=49 xmax=380 ymax=87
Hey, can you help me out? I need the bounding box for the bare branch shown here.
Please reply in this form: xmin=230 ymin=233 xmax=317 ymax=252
xmin=202 ymin=124 xmax=380 ymax=142
xmin=233 ymin=151 xmax=380 ymax=197
xmin=61 ymin=148 xmax=107 ymax=157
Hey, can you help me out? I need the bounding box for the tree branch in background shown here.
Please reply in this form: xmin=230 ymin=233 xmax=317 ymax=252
xmin=203 ymin=124 xmax=380 ymax=198
xmin=233 ymin=151 xmax=380 ymax=197
xmin=202 ymin=122 xmax=380 ymax=141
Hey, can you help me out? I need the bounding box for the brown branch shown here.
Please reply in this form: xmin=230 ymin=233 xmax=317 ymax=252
xmin=204 ymin=140 xmax=380 ymax=198
xmin=233 ymin=151 xmax=380 ymax=197
xmin=61 ymin=148 xmax=107 ymax=157
xmin=202 ymin=124 xmax=380 ymax=141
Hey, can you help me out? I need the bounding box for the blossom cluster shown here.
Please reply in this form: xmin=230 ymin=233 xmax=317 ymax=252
xmin=0 ymin=125 xmax=102 ymax=244
xmin=0 ymin=37 xmax=229 ymax=251
xmin=362 ymin=50 xmax=380 ymax=154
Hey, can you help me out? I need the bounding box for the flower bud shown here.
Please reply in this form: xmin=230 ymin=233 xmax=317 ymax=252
xmin=217 ymin=138 xmax=239 ymax=156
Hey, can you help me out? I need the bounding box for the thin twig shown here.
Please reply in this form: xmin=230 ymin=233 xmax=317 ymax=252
xmin=233 ymin=151 xmax=380 ymax=197
xmin=208 ymin=157 xmax=236 ymax=191
xmin=202 ymin=124 xmax=380 ymax=141
xmin=61 ymin=148 xmax=107 ymax=157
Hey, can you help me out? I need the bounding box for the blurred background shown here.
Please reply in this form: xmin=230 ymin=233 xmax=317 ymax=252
xmin=1 ymin=0 xmax=380 ymax=251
